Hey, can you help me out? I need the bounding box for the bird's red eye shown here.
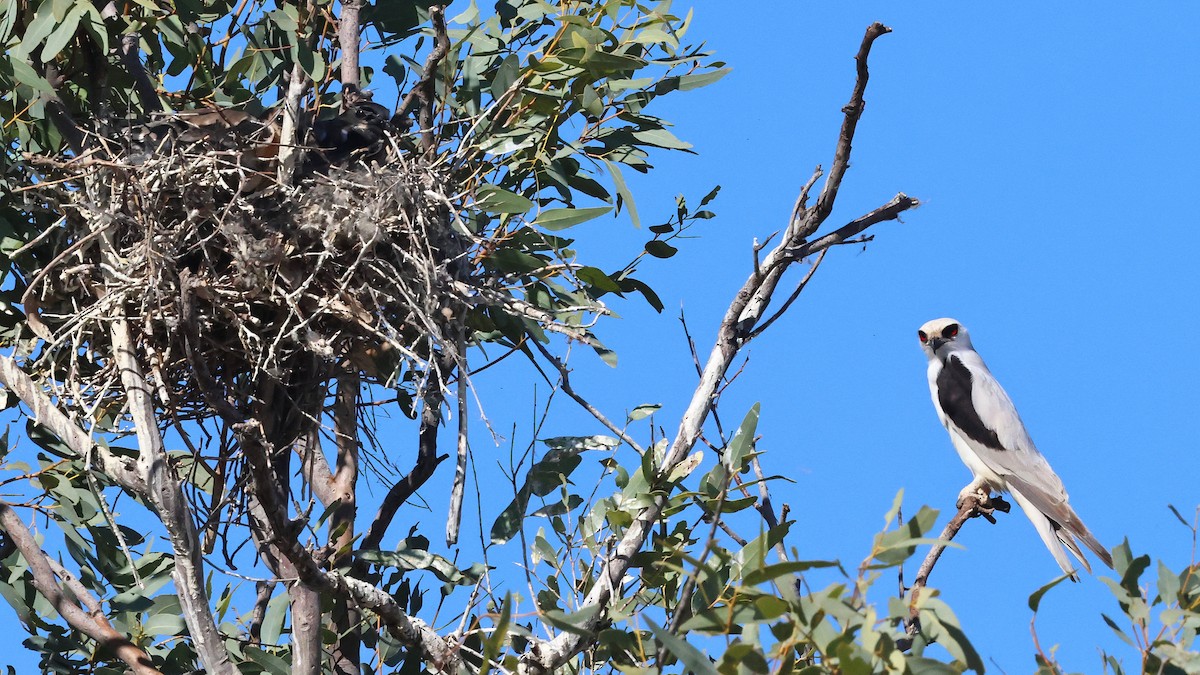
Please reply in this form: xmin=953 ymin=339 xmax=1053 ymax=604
xmin=918 ymin=330 xmax=928 ymax=343
xmin=942 ymin=324 xmax=959 ymax=339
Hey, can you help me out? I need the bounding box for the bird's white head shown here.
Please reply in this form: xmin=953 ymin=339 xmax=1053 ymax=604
xmin=917 ymin=317 xmax=974 ymax=360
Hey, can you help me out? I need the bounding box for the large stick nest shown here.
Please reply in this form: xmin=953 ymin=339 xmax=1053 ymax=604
xmin=21 ymin=123 xmax=476 ymax=427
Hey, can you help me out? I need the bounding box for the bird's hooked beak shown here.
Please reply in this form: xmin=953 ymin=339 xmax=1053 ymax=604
xmin=927 ymin=337 xmax=947 ymax=352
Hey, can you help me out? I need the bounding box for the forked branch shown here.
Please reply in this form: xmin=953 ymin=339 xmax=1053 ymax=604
xmin=517 ymin=22 xmax=916 ymax=674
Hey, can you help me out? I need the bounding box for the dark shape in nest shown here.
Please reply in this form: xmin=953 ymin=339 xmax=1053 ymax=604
xmin=26 ymin=102 xmax=467 ymax=433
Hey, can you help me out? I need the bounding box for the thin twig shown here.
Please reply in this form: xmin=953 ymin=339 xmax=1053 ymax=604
xmin=530 ymin=340 xmax=645 ymax=455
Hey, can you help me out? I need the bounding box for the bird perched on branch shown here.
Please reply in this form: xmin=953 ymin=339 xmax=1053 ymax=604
xmin=917 ymin=317 xmax=1112 ymax=579
xmin=310 ymin=100 xmax=396 ymax=168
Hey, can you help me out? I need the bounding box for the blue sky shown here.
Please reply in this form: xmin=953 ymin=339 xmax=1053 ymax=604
xmin=526 ymin=2 xmax=1200 ymax=670
xmin=5 ymin=2 xmax=1200 ymax=673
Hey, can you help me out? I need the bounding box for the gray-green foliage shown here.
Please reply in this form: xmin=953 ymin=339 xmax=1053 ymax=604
xmin=0 ymin=1 xmax=1195 ymax=674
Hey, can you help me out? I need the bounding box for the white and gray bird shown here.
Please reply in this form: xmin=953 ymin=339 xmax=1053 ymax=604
xmin=918 ymin=317 xmax=1112 ymax=579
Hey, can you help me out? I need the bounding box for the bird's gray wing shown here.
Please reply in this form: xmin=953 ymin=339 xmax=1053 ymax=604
xmin=961 ymin=355 xmax=1113 ymax=568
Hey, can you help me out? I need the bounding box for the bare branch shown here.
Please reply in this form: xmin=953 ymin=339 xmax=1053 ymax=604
xmin=109 ymin=319 xmax=238 ymax=675
xmin=362 ymin=355 xmax=454 ymax=551
xmin=0 ymin=503 xmax=162 ymax=675
xmin=517 ymin=24 xmax=908 ymax=674
xmin=277 ymin=61 xmax=309 ymax=183
xmin=748 ymin=249 xmax=827 ymax=340
xmin=809 ymin=22 xmax=892 ymax=230
xmin=397 ymin=5 xmax=451 ymax=153
xmin=338 ymin=0 xmax=363 ymax=104
xmin=530 ymin=340 xmax=645 ymax=455
xmin=790 ymin=193 xmax=918 ymax=261
xmin=447 ymin=328 xmax=470 ymax=546
xmin=0 ymin=356 xmax=143 ymax=492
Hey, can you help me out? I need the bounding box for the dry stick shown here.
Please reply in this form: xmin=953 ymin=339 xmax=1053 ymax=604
xmin=446 ymin=327 xmax=470 ymax=546
xmin=516 ymin=23 xmax=914 ymax=675
xmin=530 ymin=340 xmax=646 ymax=455
xmin=0 ymin=503 xmax=163 ymax=675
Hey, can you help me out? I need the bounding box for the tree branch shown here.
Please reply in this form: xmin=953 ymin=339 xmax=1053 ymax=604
xmin=109 ymin=319 xmax=238 ymax=675
xmin=900 ymin=494 xmax=1011 ymax=648
xmin=337 ymin=0 xmax=363 ymax=105
xmin=517 ymin=23 xmax=910 ymax=674
xmin=0 ymin=502 xmax=162 ymax=675
xmin=0 ymin=356 xmax=143 ymax=492
xmin=362 ymin=356 xmax=453 ymax=552
xmin=397 ymin=5 xmax=450 ymax=153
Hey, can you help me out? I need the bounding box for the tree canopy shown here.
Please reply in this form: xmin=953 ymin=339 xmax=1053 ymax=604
xmin=0 ymin=1 xmax=1196 ymax=674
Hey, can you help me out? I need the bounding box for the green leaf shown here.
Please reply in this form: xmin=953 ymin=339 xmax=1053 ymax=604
xmin=618 ymin=277 xmax=663 ymax=312
xmin=142 ymin=611 xmax=187 ymax=637
xmin=483 ymin=593 xmax=512 ymax=668
xmin=535 ymin=206 xmax=612 ymax=231
xmin=576 ymin=266 xmax=621 ymax=293
xmin=937 ymin=618 xmax=984 ymax=673
xmin=644 ymin=240 xmax=677 ymax=259
xmin=742 ymin=560 xmax=838 ymax=586
xmin=732 ymin=523 xmax=791 ymax=581
xmin=905 ymin=657 xmax=963 ymax=675
xmin=491 ymin=54 xmax=521 ymax=98
xmin=259 ymin=590 xmax=289 ymax=645
xmin=1028 ymin=573 xmax=1072 ymax=612
xmin=628 ymin=404 xmax=660 ymax=421
xmin=602 ymin=159 xmax=640 ymax=227
xmin=724 ymin=404 xmax=759 ymax=471
xmin=646 ymin=617 xmax=717 ymax=675
xmin=633 ymin=128 xmax=691 ymax=150
xmin=543 ymin=604 xmax=601 ymax=636
xmin=1157 ymin=560 xmax=1182 ymax=604
xmin=476 ymin=185 xmax=534 ymax=214
xmin=384 ymin=54 xmax=407 ymax=86
xmin=679 ymin=67 xmax=731 ymax=91
xmin=1101 ymin=613 xmax=1136 ymax=647
xmin=244 ymin=646 xmax=290 ymax=675
xmin=40 ymin=4 xmax=83 ymax=63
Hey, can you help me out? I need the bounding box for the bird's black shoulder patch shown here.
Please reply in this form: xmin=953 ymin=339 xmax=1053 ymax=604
xmin=936 ymin=355 xmax=1005 ymax=451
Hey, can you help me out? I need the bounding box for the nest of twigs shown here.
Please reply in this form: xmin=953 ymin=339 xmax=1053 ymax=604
xmin=21 ymin=130 xmax=471 ymax=428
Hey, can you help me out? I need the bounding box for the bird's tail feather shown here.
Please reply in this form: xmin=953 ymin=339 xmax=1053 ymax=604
xmin=1007 ymin=475 xmax=1114 ymax=572
xmin=1009 ymin=487 xmax=1081 ymax=580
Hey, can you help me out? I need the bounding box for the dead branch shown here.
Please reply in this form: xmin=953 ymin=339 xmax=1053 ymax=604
xmin=0 ymin=502 xmax=163 ymax=675
xmin=397 ymin=5 xmax=451 ymax=153
xmin=517 ymin=22 xmax=914 ymax=674
xmin=530 ymin=340 xmax=645 ymax=455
